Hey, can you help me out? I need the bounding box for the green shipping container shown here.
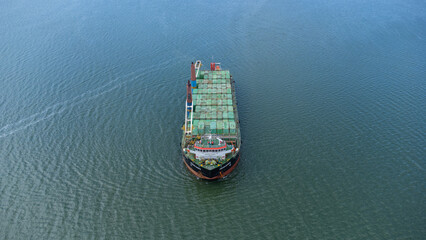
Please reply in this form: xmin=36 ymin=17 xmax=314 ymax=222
xmin=198 ymin=120 xmax=204 ymax=129
xmin=198 ymin=121 xmax=205 ymax=134
xmin=223 ymin=120 xmax=229 ymax=134
xmin=205 ymin=125 xmax=211 ymax=134
xmin=193 ymin=120 xmax=199 ymax=127
xmin=228 ymin=111 xmax=234 ymax=119
xmin=229 ymin=121 xmax=236 ymax=134
xmin=217 ymin=111 xmax=223 ymax=119
xmin=210 ymin=122 xmax=216 ymax=134
xmin=217 ymin=121 xmax=223 ymax=134
xmin=192 ymin=128 xmax=198 ymax=135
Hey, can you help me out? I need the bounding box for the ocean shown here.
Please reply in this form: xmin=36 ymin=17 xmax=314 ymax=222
xmin=0 ymin=0 xmax=425 ymax=238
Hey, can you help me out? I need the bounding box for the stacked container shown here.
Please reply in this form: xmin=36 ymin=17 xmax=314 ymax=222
xmin=191 ymin=70 xmax=238 ymax=136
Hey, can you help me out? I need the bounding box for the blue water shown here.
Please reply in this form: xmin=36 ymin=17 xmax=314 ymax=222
xmin=1 ymin=0 xmax=425 ymax=239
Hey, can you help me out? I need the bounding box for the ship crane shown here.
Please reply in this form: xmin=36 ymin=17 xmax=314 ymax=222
xmin=184 ymin=61 xmax=198 ymax=136
xmin=184 ymin=80 xmax=193 ymax=136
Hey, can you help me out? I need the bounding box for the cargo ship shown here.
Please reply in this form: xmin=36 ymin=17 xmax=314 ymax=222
xmin=181 ymin=61 xmax=241 ymax=180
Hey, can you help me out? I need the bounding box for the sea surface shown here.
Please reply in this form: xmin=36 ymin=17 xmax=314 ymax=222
xmin=0 ymin=0 xmax=425 ymax=239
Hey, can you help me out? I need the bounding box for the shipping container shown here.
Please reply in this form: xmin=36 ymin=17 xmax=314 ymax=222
xmin=229 ymin=121 xmax=236 ymax=134
xmin=193 ymin=120 xmax=199 ymax=128
xmin=192 ymin=128 xmax=198 ymax=135
xmin=228 ymin=111 xmax=234 ymax=119
xmin=223 ymin=120 xmax=229 ymax=134
xmin=210 ymin=122 xmax=216 ymax=134
xmin=217 ymin=111 xmax=223 ymax=119
xmin=217 ymin=120 xmax=223 ymax=134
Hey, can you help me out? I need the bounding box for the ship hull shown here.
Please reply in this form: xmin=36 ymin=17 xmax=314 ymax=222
xmin=182 ymin=153 xmax=240 ymax=180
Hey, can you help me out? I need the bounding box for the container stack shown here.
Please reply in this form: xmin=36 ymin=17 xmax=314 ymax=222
xmin=190 ymin=70 xmax=237 ymax=136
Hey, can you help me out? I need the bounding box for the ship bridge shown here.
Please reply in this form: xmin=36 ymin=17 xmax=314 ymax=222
xmin=186 ymin=135 xmax=234 ymax=160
